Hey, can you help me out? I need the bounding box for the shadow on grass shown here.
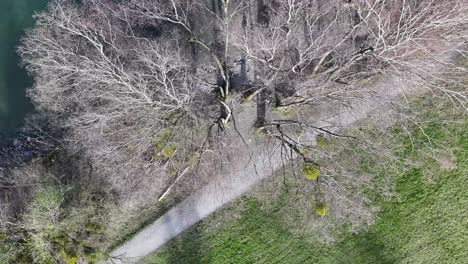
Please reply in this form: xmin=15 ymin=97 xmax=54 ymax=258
xmin=347 ymin=232 xmax=396 ymax=264
xmin=168 ymin=228 xmax=204 ymax=264
xmin=149 ymin=225 xmax=205 ymax=264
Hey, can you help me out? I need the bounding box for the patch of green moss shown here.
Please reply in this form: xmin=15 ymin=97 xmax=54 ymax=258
xmin=315 ymin=203 xmax=328 ymax=217
xmin=151 ymin=129 xmax=172 ymax=152
xmin=301 ymin=163 xmax=320 ymax=180
xmin=316 ymin=134 xmax=329 ymax=149
xmin=49 ymin=233 xmax=66 ymax=247
xmin=65 ymin=255 xmax=78 ymax=264
xmin=166 ymin=168 xmax=178 ymax=176
xmin=166 ymin=111 xmax=183 ymax=125
xmin=161 ymin=144 xmax=176 ymax=158
xmin=84 ymin=223 xmax=106 ymax=234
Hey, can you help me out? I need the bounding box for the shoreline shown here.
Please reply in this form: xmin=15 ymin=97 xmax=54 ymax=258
xmin=0 ymin=130 xmax=50 ymax=172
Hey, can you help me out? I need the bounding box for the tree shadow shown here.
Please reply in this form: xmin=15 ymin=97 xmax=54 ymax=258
xmin=164 ymin=225 xmax=205 ymax=264
xmin=335 ymin=231 xmax=397 ymax=264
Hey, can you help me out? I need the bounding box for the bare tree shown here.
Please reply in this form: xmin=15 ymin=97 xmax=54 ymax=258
xmin=19 ymin=0 xmax=211 ymax=205
xmin=19 ymin=0 xmax=467 ymax=229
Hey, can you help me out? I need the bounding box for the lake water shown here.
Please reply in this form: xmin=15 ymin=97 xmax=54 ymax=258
xmin=0 ymin=0 xmax=48 ymax=133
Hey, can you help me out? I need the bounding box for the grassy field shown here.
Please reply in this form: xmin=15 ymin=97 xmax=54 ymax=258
xmin=143 ymin=95 xmax=467 ymax=264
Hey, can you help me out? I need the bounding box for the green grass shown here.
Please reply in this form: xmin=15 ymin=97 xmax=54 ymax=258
xmin=143 ymin=96 xmax=467 ymax=264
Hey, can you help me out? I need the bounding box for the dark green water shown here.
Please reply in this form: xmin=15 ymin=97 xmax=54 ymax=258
xmin=0 ymin=0 xmax=48 ymax=132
